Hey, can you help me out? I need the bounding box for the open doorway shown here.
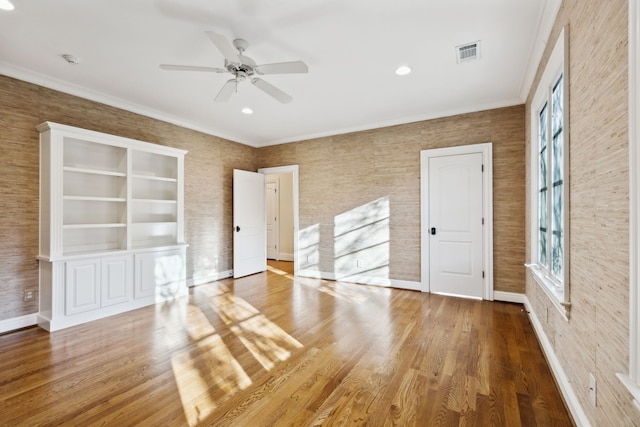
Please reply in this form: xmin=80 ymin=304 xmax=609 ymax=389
xmin=265 ymin=173 xmax=294 ymax=261
xmin=258 ymin=165 xmax=299 ymax=276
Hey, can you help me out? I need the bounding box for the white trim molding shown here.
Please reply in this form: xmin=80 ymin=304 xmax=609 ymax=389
xmin=186 ymin=270 xmax=233 ymax=287
xmin=278 ymin=253 xmax=295 ymax=262
xmin=420 ymin=142 xmax=494 ymax=300
xmin=519 ymin=0 xmax=563 ymax=101
xmin=620 ymin=0 xmax=640 ymax=408
xmin=524 ymin=297 xmax=591 ymax=426
xmin=0 ymin=313 xmax=38 ymax=334
xmin=297 ymin=269 xmax=420 ymax=291
xmin=493 ymin=291 xmax=526 ymax=304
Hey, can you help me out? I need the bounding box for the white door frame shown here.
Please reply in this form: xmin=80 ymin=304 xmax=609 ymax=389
xmin=258 ymin=165 xmax=300 ymax=276
xmin=420 ymin=143 xmax=493 ymax=299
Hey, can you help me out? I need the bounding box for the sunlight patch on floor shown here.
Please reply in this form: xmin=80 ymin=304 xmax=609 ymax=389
xmin=317 ymin=281 xmax=369 ymax=304
xmin=295 ymin=276 xmax=373 ymax=305
xmin=207 ymin=285 xmax=303 ymax=371
xmin=266 ymin=264 xmax=293 ymax=279
xmin=169 ymin=303 xmax=252 ymax=426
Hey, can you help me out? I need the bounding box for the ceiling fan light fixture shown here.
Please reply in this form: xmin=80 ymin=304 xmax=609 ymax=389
xmin=162 ymin=31 xmax=307 ymax=104
xmin=395 ymin=65 xmax=412 ymax=76
xmin=0 ymin=0 xmax=15 ymax=11
xmin=241 ymin=107 xmax=253 ymax=115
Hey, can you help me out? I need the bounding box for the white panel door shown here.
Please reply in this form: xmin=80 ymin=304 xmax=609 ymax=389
xmin=266 ymin=180 xmax=278 ymax=260
xmin=233 ymin=169 xmax=266 ymax=278
xmin=429 ymin=153 xmax=483 ymax=298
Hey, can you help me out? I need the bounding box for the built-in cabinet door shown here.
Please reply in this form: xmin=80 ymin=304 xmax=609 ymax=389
xmin=101 ymin=255 xmax=132 ymax=307
xmin=134 ymin=252 xmax=156 ymax=300
xmin=65 ymin=258 xmax=101 ymax=316
xmin=135 ymin=250 xmax=185 ymax=300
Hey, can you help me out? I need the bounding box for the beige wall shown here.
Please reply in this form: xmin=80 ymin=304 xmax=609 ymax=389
xmin=258 ymin=105 xmax=526 ymax=292
xmin=525 ymin=1 xmax=634 ymax=424
xmin=0 ymin=75 xmax=258 ymax=321
xmin=0 ymin=72 xmax=526 ymax=321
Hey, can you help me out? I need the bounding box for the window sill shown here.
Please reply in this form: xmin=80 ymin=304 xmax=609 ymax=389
xmin=617 ymin=373 xmax=640 ymax=412
xmin=525 ymin=263 xmax=570 ymax=321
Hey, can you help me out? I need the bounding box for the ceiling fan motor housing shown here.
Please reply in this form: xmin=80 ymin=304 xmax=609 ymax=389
xmin=226 ymin=54 xmax=257 ymax=77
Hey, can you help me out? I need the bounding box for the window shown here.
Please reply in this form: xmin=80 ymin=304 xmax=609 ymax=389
xmin=528 ymin=27 xmax=569 ymax=319
xmin=618 ymin=0 xmax=640 ymax=406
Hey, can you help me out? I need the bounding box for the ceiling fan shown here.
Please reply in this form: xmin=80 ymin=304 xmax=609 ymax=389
xmin=160 ymin=31 xmax=308 ymax=104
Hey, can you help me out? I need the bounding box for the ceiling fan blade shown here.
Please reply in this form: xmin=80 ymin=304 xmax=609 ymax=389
xmin=160 ymin=64 xmax=227 ymax=73
xmin=205 ymin=31 xmax=240 ymax=64
xmin=251 ymin=78 xmax=292 ymax=104
xmin=215 ymin=79 xmax=237 ymax=102
xmin=256 ymin=61 xmax=308 ymax=75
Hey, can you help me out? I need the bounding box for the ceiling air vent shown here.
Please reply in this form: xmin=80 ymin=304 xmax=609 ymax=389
xmin=456 ymin=41 xmax=480 ymax=63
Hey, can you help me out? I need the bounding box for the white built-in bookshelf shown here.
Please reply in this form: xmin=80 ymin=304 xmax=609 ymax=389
xmin=37 ymin=122 xmax=187 ymax=331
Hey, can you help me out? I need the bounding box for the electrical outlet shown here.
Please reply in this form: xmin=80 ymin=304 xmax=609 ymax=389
xmin=24 ymin=289 xmax=35 ymax=302
xmin=589 ymin=373 xmax=597 ymax=406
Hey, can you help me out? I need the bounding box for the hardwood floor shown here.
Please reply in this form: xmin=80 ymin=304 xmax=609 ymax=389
xmin=0 ymin=261 xmax=573 ymax=426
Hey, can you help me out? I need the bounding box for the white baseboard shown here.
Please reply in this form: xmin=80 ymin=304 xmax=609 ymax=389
xmin=0 ymin=313 xmax=38 ymax=334
xmin=186 ymin=270 xmax=233 ymax=287
xmin=278 ymin=253 xmax=294 ymax=262
xmin=523 ymin=296 xmax=591 ymax=427
xmin=297 ymin=269 xmax=329 ymax=279
xmin=493 ymin=291 xmax=526 ymax=303
xmin=297 ymin=269 xmax=421 ymax=291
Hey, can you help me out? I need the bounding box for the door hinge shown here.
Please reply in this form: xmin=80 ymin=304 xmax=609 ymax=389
xmin=482 ymin=271 xmax=485 ymax=278
xmin=482 ymin=217 xmax=485 ymax=225
xmin=481 ymin=164 xmax=484 ymax=172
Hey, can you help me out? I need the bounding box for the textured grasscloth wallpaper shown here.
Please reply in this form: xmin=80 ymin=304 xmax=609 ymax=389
xmin=1 ymin=74 xmax=526 ymax=323
xmin=259 ymin=106 xmax=526 ymax=292
xmin=0 ymin=75 xmax=257 ymax=319
xmin=525 ymin=1 xmax=634 ymax=425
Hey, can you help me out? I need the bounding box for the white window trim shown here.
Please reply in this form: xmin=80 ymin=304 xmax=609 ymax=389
xmin=527 ymin=26 xmax=570 ymax=320
xmin=618 ymin=0 xmax=640 ymax=410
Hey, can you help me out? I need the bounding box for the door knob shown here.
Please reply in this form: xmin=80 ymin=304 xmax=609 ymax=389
xmin=235 ymin=226 xmax=241 ymax=232
xmin=431 ymin=227 xmax=436 ymax=235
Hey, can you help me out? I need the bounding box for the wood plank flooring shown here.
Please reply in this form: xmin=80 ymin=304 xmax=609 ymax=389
xmin=0 ymin=261 xmax=573 ymax=426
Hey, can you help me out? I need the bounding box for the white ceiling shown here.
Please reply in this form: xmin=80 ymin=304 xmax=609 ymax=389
xmin=0 ymin=0 xmax=559 ymax=147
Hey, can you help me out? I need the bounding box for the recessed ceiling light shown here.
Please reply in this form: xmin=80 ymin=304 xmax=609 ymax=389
xmin=395 ymin=65 xmax=412 ymax=76
xmin=0 ymin=0 xmax=15 ymax=11
xmin=241 ymin=107 xmax=253 ymax=115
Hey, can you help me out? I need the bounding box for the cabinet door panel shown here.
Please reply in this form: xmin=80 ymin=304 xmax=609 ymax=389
xmin=135 ymin=250 xmax=185 ymax=300
xmin=65 ymin=259 xmax=101 ymax=316
xmin=102 ymin=255 xmax=132 ymax=307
